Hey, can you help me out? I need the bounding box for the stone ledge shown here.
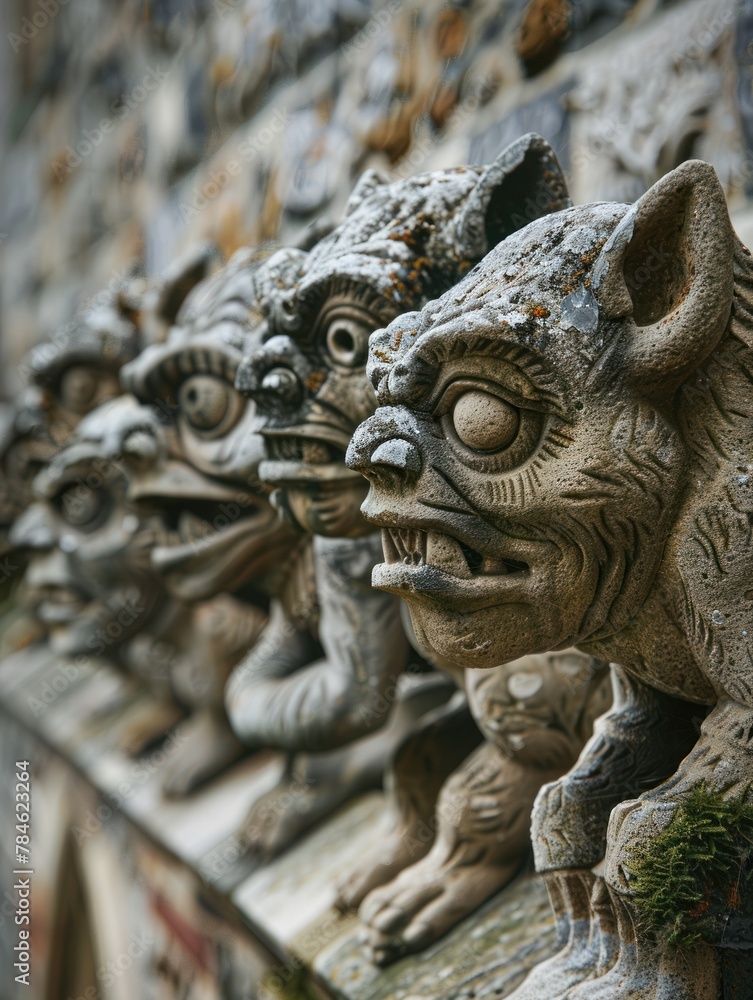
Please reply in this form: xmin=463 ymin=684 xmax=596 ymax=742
xmin=0 ymin=641 xmax=556 ymax=999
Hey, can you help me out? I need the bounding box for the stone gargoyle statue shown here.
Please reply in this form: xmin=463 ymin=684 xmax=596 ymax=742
xmin=347 ymin=158 xmax=750 ymax=997
xmin=9 ymin=396 xmax=188 ymax=752
xmin=7 ymin=392 xmax=267 ymax=765
xmin=227 ymin=136 xmax=567 ymax=868
xmin=0 ymin=283 xmax=147 ymax=646
xmin=120 ymin=247 xmax=309 ymax=798
xmin=236 ymin=132 xmax=610 ymax=960
xmin=123 ymin=239 xmax=456 ymax=855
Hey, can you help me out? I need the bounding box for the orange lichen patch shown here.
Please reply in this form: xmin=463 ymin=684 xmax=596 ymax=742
xmin=374 ymin=350 xmax=393 ymax=363
xmin=579 ymin=238 xmax=607 ymax=269
xmin=306 ymin=370 xmax=326 ymax=393
xmin=393 ymin=330 xmax=403 ymax=350
xmin=388 ymin=214 xmax=436 ymax=252
xmin=530 ymin=306 xmax=550 ymax=319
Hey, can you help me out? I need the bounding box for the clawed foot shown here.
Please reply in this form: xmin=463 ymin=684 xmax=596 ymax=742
xmin=236 ymin=764 xmax=355 ymax=861
xmin=359 ymin=741 xmax=536 ymax=964
xmin=336 ymin=817 xmax=434 ymax=911
xmin=161 ymin=709 xmax=246 ymax=798
xmin=360 ymin=843 xmax=519 ymax=964
xmin=338 ymin=688 xmax=482 ymax=912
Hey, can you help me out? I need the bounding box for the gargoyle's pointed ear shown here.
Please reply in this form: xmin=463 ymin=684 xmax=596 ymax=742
xmin=344 ymin=168 xmax=391 ymax=215
xmin=592 ymin=160 xmax=735 ymax=391
xmin=456 ymin=133 xmax=570 ymax=257
xmin=156 ymin=241 xmax=223 ymax=326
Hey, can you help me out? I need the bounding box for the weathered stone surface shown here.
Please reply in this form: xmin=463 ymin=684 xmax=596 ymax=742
xmin=349 ymin=157 xmax=752 ymax=996
xmin=235 ymin=133 xmax=614 ymax=967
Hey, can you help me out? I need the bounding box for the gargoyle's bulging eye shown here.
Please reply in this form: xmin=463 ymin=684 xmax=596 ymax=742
xmin=451 ymin=390 xmax=520 ymax=452
xmin=324 ymin=318 xmax=371 ymax=368
xmin=59 ymin=367 xmax=98 ymax=413
xmin=178 ymin=374 xmax=243 ymax=435
xmin=58 ymin=486 xmax=106 ymax=530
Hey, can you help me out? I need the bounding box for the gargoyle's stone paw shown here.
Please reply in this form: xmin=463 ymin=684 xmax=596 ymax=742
xmin=336 ymin=823 xmax=434 ymax=912
xmin=359 ymin=848 xmax=521 ymax=965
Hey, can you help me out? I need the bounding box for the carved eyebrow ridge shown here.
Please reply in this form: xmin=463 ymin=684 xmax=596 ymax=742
xmin=401 ymin=328 xmax=566 ymax=415
xmin=137 ymin=342 xmax=241 ymax=401
xmin=276 ymin=273 xmax=400 ymax=338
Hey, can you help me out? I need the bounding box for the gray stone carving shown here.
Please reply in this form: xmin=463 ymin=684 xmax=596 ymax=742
xmin=237 ymin=134 xmax=614 ymax=959
xmin=348 ymin=156 xmax=750 ymax=996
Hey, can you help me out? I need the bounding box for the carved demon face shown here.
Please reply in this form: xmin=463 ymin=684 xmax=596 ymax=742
xmin=465 ymin=649 xmax=606 ymax=768
xmin=10 ymin=398 xmax=168 ymax=658
xmin=120 ymin=248 xmax=298 ymax=602
xmin=237 ymin=134 xmax=570 ymax=539
xmin=348 ymin=161 xmax=733 ymax=670
xmin=0 ymin=289 xmax=143 ymax=592
xmin=23 ymin=284 xmax=143 ymax=445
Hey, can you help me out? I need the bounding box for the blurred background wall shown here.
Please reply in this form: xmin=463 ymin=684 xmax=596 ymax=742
xmin=1 ymin=0 xmax=751 ymax=399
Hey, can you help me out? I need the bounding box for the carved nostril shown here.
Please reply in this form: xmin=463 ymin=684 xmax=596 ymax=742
xmin=370 ymin=439 xmax=421 ymax=475
xmin=122 ymin=429 xmax=158 ymax=464
xmin=260 ymin=366 xmax=302 ymax=405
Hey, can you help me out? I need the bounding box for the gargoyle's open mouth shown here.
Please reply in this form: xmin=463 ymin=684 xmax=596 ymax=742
xmin=382 ymin=528 xmax=528 ymax=580
xmin=268 ymin=435 xmax=347 ymax=466
xmin=29 ymin=585 xmax=90 ymax=624
xmin=150 ymin=494 xmax=290 ymax=601
xmin=372 ymin=525 xmax=530 ymax=603
xmin=259 ymin=430 xmax=362 ymax=488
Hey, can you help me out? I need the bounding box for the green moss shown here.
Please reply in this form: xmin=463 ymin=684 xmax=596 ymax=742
xmin=626 ymin=784 xmax=753 ymax=949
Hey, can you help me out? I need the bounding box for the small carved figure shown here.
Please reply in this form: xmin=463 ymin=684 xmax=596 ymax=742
xmin=0 ymin=285 xmax=145 ymax=643
xmin=9 ymin=397 xmax=186 ymax=753
xmin=121 ymin=247 xmax=308 ymax=796
xmin=238 ymin=133 xmax=610 ymax=959
xmin=348 ymin=157 xmax=748 ymax=996
xmin=358 ymin=650 xmax=608 ymax=965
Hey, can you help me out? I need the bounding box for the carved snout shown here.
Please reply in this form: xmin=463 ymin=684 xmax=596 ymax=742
xmin=9 ymin=503 xmax=57 ymax=552
xmin=235 ymin=335 xmax=309 ymax=413
xmin=346 ymin=408 xmax=423 ymax=487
